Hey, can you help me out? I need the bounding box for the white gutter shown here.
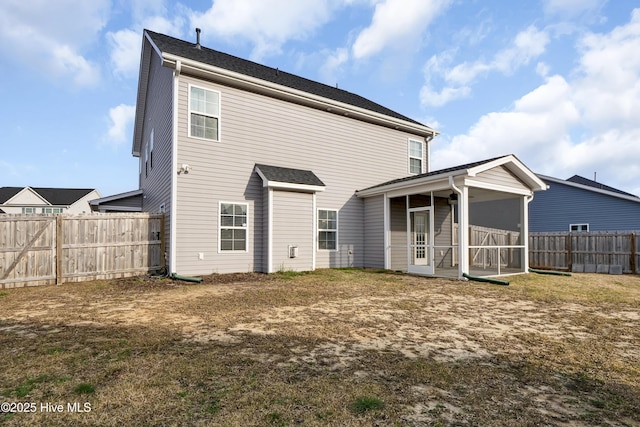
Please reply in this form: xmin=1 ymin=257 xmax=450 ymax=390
xmin=161 ymin=53 xmax=437 ymax=139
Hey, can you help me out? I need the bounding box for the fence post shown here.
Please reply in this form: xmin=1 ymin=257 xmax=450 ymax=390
xmin=56 ymin=215 xmax=63 ymax=285
xmin=631 ymin=232 xmax=636 ymax=274
xmin=566 ymin=233 xmax=572 ymax=272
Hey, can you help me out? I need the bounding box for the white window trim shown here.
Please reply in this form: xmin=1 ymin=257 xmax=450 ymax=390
xmin=317 ymin=208 xmax=338 ymax=251
xmin=218 ymin=201 xmax=249 ymax=253
xmin=188 ymin=83 xmax=221 ymax=142
xmin=408 ymin=138 xmax=424 ymax=174
xmin=570 ymin=223 xmax=589 ymax=232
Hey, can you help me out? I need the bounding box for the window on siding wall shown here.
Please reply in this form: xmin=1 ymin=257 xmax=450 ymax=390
xmin=220 ymin=203 xmax=247 ymax=251
xmin=22 ymin=207 xmax=36 ymax=214
xmin=149 ymin=128 xmax=154 ymax=169
xmin=408 ymin=139 xmax=423 ymax=174
xmin=570 ymin=224 xmax=589 ymax=232
xmin=42 ymin=207 xmax=64 ymax=214
xmin=189 ymin=85 xmax=220 ymax=141
xmin=318 ymin=209 xmax=338 ymax=250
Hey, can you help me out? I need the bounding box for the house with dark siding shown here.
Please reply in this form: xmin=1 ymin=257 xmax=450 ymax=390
xmin=529 ymin=175 xmax=640 ymax=232
xmin=92 ymin=29 xmax=547 ymax=278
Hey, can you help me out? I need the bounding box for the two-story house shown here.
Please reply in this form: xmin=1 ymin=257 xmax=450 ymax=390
xmin=92 ymin=29 xmax=547 ymax=278
xmin=0 ymin=187 xmax=101 ymax=214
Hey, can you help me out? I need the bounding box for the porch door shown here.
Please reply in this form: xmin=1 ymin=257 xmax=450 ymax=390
xmin=408 ymin=208 xmax=433 ymax=275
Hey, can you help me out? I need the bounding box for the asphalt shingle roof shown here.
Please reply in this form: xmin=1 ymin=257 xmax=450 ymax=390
xmin=0 ymin=187 xmax=95 ymax=205
xmin=255 ymin=164 xmax=325 ymax=187
xmin=145 ymin=30 xmax=423 ymax=126
xmin=566 ymin=175 xmax=638 ymax=198
xmin=359 ymin=156 xmax=505 ymax=192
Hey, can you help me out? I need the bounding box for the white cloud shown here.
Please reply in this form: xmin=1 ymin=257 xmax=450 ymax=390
xmin=542 ymin=0 xmax=605 ymax=17
xmin=351 ymin=0 xmax=452 ymax=59
xmin=420 ymin=26 xmax=549 ymax=108
xmin=190 ymin=0 xmax=339 ymax=60
xmin=105 ymin=104 xmax=136 ymax=146
xmin=319 ymin=48 xmax=350 ymax=83
xmin=432 ymin=9 xmax=640 ymax=196
xmin=0 ymin=0 xmax=108 ymax=86
xmin=107 ymin=29 xmax=141 ymax=79
xmin=445 ymin=26 xmax=549 ymax=86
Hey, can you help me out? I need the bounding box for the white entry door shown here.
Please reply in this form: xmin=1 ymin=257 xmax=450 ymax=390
xmin=408 ymin=208 xmax=434 ymax=275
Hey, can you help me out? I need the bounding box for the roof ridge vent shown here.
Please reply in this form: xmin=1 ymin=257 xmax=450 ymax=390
xmin=195 ymin=28 xmax=201 ymax=49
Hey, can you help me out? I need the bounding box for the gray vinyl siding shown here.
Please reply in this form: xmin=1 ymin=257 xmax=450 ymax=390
xmin=389 ymin=197 xmax=408 ymax=271
xmin=172 ymin=72 xmax=427 ymax=275
xmin=363 ymin=195 xmax=384 ymax=269
xmin=139 ymin=48 xmax=174 ymax=269
xmin=529 ymin=180 xmax=640 ymax=232
xmin=475 ymin=166 xmax=529 ymax=192
xmin=272 ymin=191 xmax=313 ymax=272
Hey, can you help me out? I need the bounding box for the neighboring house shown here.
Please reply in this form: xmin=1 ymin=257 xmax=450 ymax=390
xmin=529 ymin=175 xmax=640 ymax=232
xmin=93 ymin=29 xmax=546 ymax=278
xmin=0 ymin=187 xmax=101 ymax=215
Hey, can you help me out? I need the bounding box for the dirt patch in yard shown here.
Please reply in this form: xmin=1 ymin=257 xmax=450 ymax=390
xmin=1 ymin=269 xmax=639 ymax=426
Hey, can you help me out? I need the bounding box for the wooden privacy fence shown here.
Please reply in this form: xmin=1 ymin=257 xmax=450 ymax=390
xmin=454 ymin=224 xmax=522 ymax=268
xmin=529 ymin=231 xmax=640 ymax=274
xmin=0 ymin=213 xmax=164 ymax=288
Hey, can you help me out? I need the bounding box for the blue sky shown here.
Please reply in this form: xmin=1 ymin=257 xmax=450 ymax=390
xmin=1 ymin=0 xmax=639 ymax=197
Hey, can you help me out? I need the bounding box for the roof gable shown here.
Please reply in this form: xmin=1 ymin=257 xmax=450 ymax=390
xmin=356 ymin=154 xmax=547 ymax=196
xmin=0 ymin=187 xmax=96 ymax=206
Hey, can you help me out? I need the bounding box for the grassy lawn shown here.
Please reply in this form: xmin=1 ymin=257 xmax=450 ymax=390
xmin=0 ymin=269 xmax=639 ymax=426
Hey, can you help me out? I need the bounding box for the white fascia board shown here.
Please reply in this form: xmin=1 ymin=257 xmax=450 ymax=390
xmin=132 ymin=33 xmax=161 ymax=157
xmin=463 ymin=178 xmax=534 ymax=196
xmin=264 ymin=181 xmax=325 ymax=193
xmin=162 ymin=53 xmax=438 ymax=139
xmin=539 ymin=175 xmax=640 ymax=203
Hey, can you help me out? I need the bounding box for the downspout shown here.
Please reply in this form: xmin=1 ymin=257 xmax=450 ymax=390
xmin=523 ymin=193 xmax=534 ymax=273
xmin=170 ymin=60 xmax=181 ymax=275
xmin=449 ymin=176 xmax=464 ymax=278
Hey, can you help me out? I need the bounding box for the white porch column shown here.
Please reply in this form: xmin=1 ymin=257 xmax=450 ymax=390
xmin=523 ymin=194 xmax=532 ymax=272
xmin=383 ymin=193 xmax=390 ymax=270
xmin=459 ymin=185 xmax=470 ymax=277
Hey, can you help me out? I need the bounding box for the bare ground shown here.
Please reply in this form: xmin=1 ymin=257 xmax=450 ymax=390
xmin=0 ymin=269 xmax=639 ymax=426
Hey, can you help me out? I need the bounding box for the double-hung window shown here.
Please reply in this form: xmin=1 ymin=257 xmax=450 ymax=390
xmin=318 ymin=209 xmax=338 ymax=250
xmin=219 ymin=203 xmax=247 ymax=251
xmin=409 ymin=139 xmax=424 ymax=174
xmin=189 ymin=85 xmax=220 ymax=141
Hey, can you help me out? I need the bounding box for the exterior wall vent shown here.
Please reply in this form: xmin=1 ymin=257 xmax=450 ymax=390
xmin=288 ymin=245 xmax=298 ymax=258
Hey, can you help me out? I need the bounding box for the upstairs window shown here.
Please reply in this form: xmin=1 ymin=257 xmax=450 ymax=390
xmin=22 ymin=207 xmax=36 ymax=214
xmin=189 ymin=85 xmax=220 ymax=141
xmin=318 ymin=209 xmax=338 ymax=250
xmin=409 ymin=139 xmax=424 ymax=174
xmin=219 ymin=202 xmax=247 ymax=251
xmin=149 ymin=128 xmax=154 ymax=169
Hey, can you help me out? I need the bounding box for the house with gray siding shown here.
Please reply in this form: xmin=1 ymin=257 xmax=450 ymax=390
xmin=529 ymin=175 xmax=640 ymax=232
xmin=93 ymin=29 xmax=547 ymax=278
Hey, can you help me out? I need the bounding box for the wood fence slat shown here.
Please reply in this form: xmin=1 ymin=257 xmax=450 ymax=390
xmin=529 ymin=230 xmax=640 ymax=273
xmin=0 ymin=213 xmax=164 ymax=288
